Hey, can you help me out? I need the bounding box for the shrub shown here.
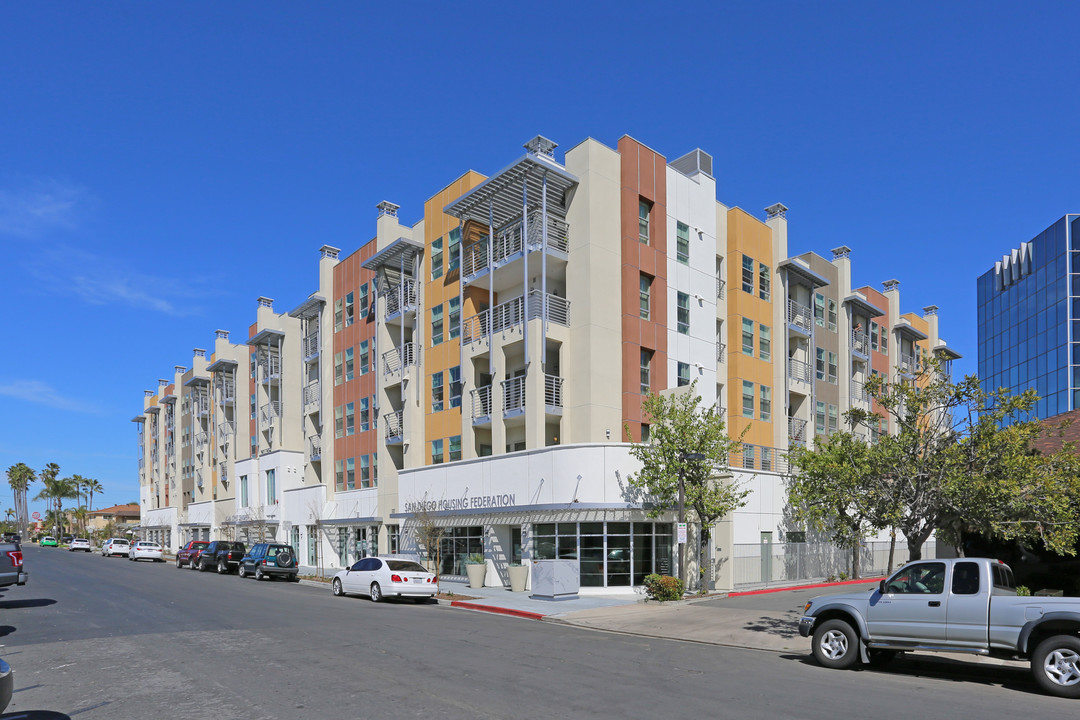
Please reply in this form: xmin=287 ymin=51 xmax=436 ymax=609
xmin=1016 ymin=585 xmax=1031 ymax=596
xmin=466 ymin=553 xmax=484 ymax=565
xmin=643 ymin=574 xmax=684 ymax=601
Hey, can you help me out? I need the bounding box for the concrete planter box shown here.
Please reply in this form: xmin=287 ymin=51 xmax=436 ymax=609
xmin=508 ymin=564 xmax=528 ymax=592
xmin=466 ymin=562 xmax=486 ymax=589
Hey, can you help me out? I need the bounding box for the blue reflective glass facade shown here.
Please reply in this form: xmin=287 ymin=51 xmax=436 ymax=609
xmin=977 ymin=215 xmax=1080 ymax=419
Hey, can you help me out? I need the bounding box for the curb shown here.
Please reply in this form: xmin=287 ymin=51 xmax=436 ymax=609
xmin=727 ymin=577 xmax=879 ymax=597
xmin=447 ymin=600 xmax=546 ymax=621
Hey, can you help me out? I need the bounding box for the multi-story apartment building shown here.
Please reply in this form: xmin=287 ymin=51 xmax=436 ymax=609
xmin=978 ymin=215 xmax=1080 ymax=420
xmin=134 ymin=134 xmax=959 ymax=591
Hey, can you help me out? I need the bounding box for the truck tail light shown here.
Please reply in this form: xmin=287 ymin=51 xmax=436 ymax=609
xmin=6 ymin=551 xmax=22 ymax=568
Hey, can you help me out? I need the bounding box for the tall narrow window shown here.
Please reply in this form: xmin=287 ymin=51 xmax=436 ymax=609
xmin=640 ymin=349 xmax=653 ymax=394
xmin=359 ymin=283 xmax=369 ymax=318
xmin=871 ymin=321 xmax=879 ymax=351
xmin=449 ymin=435 xmax=462 ymax=462
xmin=677 ymin=292 xmax=690 ymax=334
xmin=266 ymin=469 xmax=276 ymax=505
xmin=431 ymin=439 xmax=444 ymax=465
xmin=827 ymin=299 xmax=837 ymax=332
xmin=334 ymin=352 xmax=343 ymax=385
xmin=334 ymin=462 xmax=344 ymax=491
xmin=344 ymin=292 xmax=355 ymax=327
xmin=344 ymin=347 xmax=354 ymax=382
xmin=359 ymin=397 xmax=370 ymax=432
xmin=431 ymin=237 xmax=444 ymax=280
xmin=758 ymin=262 xmax=770 ymax=301
xmin=828 ymin=351 xmax=838 ymax=384
xmin=449 ymin=366 xmax=462 ymax=408
xmin=742 ymin=318 xmax=755 ymax=355
xmin=760 ymin=385 xmax=772 ymax=421
xmin=449 ymin=297 xmax=461 ymax=339
xmin=639 ymin=274 xmax=652 ymax=320
xmin=815 ymin=401 xmax=827 ymax=435
xmin=828 ymin=404 xmax=838 ymax=433
xmin=815 ymin=348 xmax=826 ymax=380
xmin=335 ymin=405 xmax=344 ymax=439
xmin=431 ymin=371 xmax=444 ymax=412
xmin=814 ymin=293 xmax=825 ymax=327
xmin=676 ymin=221 xmax=690 ymax=264
xmin=360 ymin=455 xmax=370 ymax=488
xmin=346 ymin=458 xmax=355 ymax=490
xmin=240 ymin=475 xmax=249 ymax=506
xmin=759 ymin=324 xmax=771 ymax=361
xmin=742 ymin=380 xmax=755 ymax=418
xmin=345 ymin=402 xmax=355 ymax=436
xmin=431 ymin=304 xmax=444 ymax=346
xmin=677 ymin=361 xmax=690 ymax=387
xmin=880 ymin=328 xmax=889 ymax=353
xmin=742 ymin=255 xmax=755 ymax=294
xmin=334 ymin=299 xmax=343 ymax=332
xmin=448 ymin=228 xmax=461 ymax=272
xmin=358 ymin=340 xmax=369 ymax=375
xmin=638 ymin=200 xmax=650 ymax=244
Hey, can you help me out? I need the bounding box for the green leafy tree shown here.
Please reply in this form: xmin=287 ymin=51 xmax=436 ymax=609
xmin=626 ymin=382 xmax=750 ymax=590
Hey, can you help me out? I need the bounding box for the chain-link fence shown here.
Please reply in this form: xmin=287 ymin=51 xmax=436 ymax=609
xmin=732 ymin=540 xmax=939 ymax=589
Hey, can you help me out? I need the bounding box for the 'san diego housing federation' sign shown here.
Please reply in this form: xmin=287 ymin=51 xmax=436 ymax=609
xmin=404 ymin=494 xmax=517 ymax=513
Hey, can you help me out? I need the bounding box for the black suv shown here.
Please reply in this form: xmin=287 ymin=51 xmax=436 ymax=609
xmin=194 ymin=541 xmax=246 ymax=574
xmin=238 ymin=543 xmax=299 ymax=582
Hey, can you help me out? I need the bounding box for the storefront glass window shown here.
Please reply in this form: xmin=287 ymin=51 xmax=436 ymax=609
xmin=438 ymin=526 xmax=483 ymax=576
xmin=533 ymin=521 xmax=672 ymax=587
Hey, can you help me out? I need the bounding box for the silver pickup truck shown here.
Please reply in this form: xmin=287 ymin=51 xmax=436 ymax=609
xmin=799 ymin=557 xmax=1080 ymax=698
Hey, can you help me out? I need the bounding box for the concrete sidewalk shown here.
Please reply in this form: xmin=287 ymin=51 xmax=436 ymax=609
xmin=437 ymin=579 xmax=641 ymax=619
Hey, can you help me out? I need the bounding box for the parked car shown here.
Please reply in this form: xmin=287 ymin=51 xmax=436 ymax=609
xmin=39 ymin=536 xmax=58 ymax=548
xmin=101 ymin=538 xmax=130 ymax=557
xmin=68 ymin=538 xmax=92 ymax=552
xmin=237 ymin=543 xmax=299 ymax=581
xmin=175 ymin=540 xmax=209 ymax=569
xmin=194 ymin=541 xmax=246 ymax=574
xmin=799 ymin=557 xmax=1080 ymax=698
xmin=61 ymin=535 xmax=74 ymax=544
xmin=0 ymin=540 xmax=26 ymax=589
xmin=128 ymin=541 xmax=163 ymax=562
xmin=331 ymin=557 xmax=437 ymax=602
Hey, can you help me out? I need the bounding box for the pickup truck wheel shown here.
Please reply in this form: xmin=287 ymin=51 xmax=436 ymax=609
xmin=812 ymin=619 xmax=860 ymax=670
xmin=1032 ymin=635 xmax=1080 ymax=698
xmin=332 ymin=579 xmax=343 ymax=597
xmin=217 ymin=560 xmax=227 ymax=574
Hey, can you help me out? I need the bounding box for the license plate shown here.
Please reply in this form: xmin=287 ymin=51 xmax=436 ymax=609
xmin=412 ymin=578 xmax=422 ymax=583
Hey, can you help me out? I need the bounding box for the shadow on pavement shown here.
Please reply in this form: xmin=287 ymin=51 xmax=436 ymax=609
xmin=741 ymin=615 xmax=799 ymax=639
xmin=0 ymin=627 xmax=14 ymax=639
xmin=1 ymin=712 xmax=72 ymax=719
xmin=0 ymin=600 xmax=56 ymax=611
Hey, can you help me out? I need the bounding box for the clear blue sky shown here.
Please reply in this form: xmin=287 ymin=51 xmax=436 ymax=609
xmin=2 ymin=2 xmax=1078 ymax=513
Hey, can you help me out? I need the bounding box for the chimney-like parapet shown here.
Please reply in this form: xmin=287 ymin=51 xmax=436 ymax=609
xmin=376 ymin=201 xmax=399 ymax=218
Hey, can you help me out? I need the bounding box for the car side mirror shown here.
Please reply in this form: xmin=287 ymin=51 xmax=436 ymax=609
xmin=878 ymin=579 xmax=888 ymax=594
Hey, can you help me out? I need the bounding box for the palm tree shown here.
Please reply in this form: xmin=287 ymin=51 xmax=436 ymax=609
xmin=6 ymin=463 xmax=35 ymax=536
xmin=34 ymin=473 xmax=76 ymax=537
xmin=71 ymin=507 xmax=90 ymax=537
xmin=85 ymin=478 xmax=103 ymax=513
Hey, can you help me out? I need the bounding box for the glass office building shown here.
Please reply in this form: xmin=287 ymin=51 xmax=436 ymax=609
xmin=977 ymin=215 xmax=1080 ymax=419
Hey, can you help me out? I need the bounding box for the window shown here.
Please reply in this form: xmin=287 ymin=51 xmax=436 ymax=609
xmin=335 ymin=406 xmax=344 ymax=439
xmin=431 ymin=237 xmax=443 ymax=280
xmin=359 ymin=397 xmax=370 ymax=432
xmin=334 ymin=299 xmax=343 ymax=332
xmin=815 ymin=347 xmax=826 ymax=380
xmin=758 ymin=262 xmax=770 ymax=301
xmin=638 ymin=200 xmax=650 ymax=244
xmin=641 ymin=424 xmax=650 ymax=442
xmin=431 ymin=439 xmax=444 ymax=465
xmin=742 ymin=255 xmax=754 ymax=294
xmin=742 ymin=380 xmax=755 ymax=418
xmin=359 ymin=283 xmax=369 ymax=318
xmin=358 ymin=340 xmax=369 ymax=375
xmin=372 ymin=454 xmax=378 ymax=485
xmin=814 ymin=293 xmax=826 ymax=327
xmin=448 ymin=228 xmax=461 ymax=272
xmin=344 ymin=347 xmax=354 ymax=382
xmin=887 ymin=562 xmax=945 ymax=594
xmin=742 ymin=444 xmax=755 ymax=469
xmin=639 ymin=274 xmax=652 ymax=319
xmin=431 ymin=304 xmax=443 ymax=346
xmin=334 ymin=461 xmax=344 ymax=491
xmin=449 ymin=435 xmax=462 ymax=462
xmin=677 ymin=362 xmax=690 ymax=387
xmin=360 ymin=455 xmax=370 ymax=488
xmin=250 ymin=393 xmax=256 ymax=419
xmin=387 ymin=524 xmax=399 ymax=555
xmin=266 ymin=469 xmax=277 ymax=504
xmin=345 ymin=402 xmax=355 ymax=435
xmin=344 ymin=292 xmax=354 ymax=327
xmin=334 ymin=352 xmax=343 ymax=386
xmin=760 ymin=385 xmax=771 ymax=422
xmin=677 ymin=292 xmax=690 ymax=334
xmin=871 ymin=322 xmax=879 ymax=351
xmin=815 ymin=401 xmax=827 ymax=435
xmin=640 ymin=349 xmax=653 ymax=394
xmin=442 ymin=299 xmax=458 ymax=341
xmin=431 ymin=371 xmax=444 ymax=412
xmin=742 ymin=318 xmax=755 ymax=355
xmin=828 ymin=352 xmax=838 ymax=384
xmin=449 ymin=366 xmax=462 ymax=408
xmin=828 ymin=404 xmax=838 ymax=433
xmin=827 ymin=299 xmax=837 ymax=332
xmin=240 ymin=475 xmax=248 ymax=507
xmin=346 ymin=458 xmax=355 ymax=490
xmin=759 ymin=324 xmax=771 ymax=361
xmin=952 ymin=562 xmax=980 ymax=595
xmin=676 ymin=221 xmax=690 ymax=264
xmin=880 ymin=328 xmax=888 ymax=353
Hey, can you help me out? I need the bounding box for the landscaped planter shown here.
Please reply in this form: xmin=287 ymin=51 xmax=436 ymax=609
xmin=466 ymin=562 xmax=486 ymax=589
xmin=507 ymin=564 xmax=528 ymax=592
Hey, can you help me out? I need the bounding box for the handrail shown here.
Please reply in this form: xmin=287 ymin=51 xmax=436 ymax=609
xmin=851 ymin=331 xmax=869 ymax=355
xmin=383 ymin=410 xmax=403 ymax=442
xmin=502 ymin=376 xmax=525 ymax=412
xmin=787 ymin=299 xmax=812 ymax=331
xmin=384 ymin=278 xmax=418 ymax=318
xmin=544 ymin=375 xmax=564 ymax=408
xmin=716 ymin=341 xmax=726 ymax=363
xmin=472 ymin=385 xmax=492 ymax=420
xmin=787 ymin=357 xmax=811 ymax=382
xmin=381 ymin=342 xmax=416 ymax=376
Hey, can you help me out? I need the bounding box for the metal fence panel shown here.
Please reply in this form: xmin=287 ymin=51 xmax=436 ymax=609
xmin=732 ymin=540 xmax=938 ymax=589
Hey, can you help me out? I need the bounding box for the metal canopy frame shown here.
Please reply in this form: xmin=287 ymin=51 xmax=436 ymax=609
xmin=843 ymin=293 xmax=886 ymax=318
xmin=248 ymin=328 xmax=286 ymax=347
xmin=206 ymin=358 xmax=238 ymax=372
xmin=288 ymin=295 xmax=325 ymax=320
xmin=778 ymin=258 xmax=829 ymax=289
xmin=893 ymin=321 xmax=929 ymax=341
xmin=444 ymin=152 xmax=578 ymax=227
xmin=934 ymin=343 xmax=962 ymax=360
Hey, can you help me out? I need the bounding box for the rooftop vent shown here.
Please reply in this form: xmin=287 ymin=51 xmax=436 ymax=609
xmin=765 ymin=203 xmax=788 ymax=220
xmin=882 ymin=279 xmax=900 ymax=292
xmin=671 ymin=149 xmax=713 ymax=178
xmin=158 ymin=379 xmax=169 ymax=388
xmin=144 ymin=390 xmax=154 ymax=397
xmin=320 ymin=245 xmax=340 ymax=259
xmin=193 ymin=348 xmax=206 ymax=358
xmin=923 ymin=305 xmax=939 ymax=316
xmin=257 ymin=297 xmax=273 ymax=309
xmin=524 ymin=135 xmax=557 ymax=157
xmin=831 ymin=246 xmax=852 ymax=260
xmin=215 ymin=329 xmax=230 ymax=340
xmin=174 ymin=365 xmax=187 ymax=373
xmin=376 ymin=201 xmax=399 ymax=218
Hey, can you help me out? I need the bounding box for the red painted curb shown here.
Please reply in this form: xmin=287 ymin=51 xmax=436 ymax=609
xmin=449 ymin=601 xmax=546 ymax=621
xmin=727 ymin=577 xmax=879 ymax=597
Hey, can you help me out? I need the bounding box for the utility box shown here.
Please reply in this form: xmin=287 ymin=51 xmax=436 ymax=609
xmin=530 ymin=559 xmax=579 ymax=601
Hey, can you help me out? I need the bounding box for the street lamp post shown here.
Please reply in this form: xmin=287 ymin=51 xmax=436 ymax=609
xmin=678 ymin=452 xmax=706 ymax=592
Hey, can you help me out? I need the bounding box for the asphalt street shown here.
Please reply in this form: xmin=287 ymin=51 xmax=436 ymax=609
xmin=0 ymin=546 xmax=1074 ymax=719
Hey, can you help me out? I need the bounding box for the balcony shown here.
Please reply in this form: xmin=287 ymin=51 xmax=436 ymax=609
xmin=851 ymin=331 xmax=870 ymax=356
xmin=528 ymin=290 xmax=570 ymax=327
xmin=461 ymin=210 xmax=570 ymax=285
xmin=462 ymin=310 xmax=491 ymax=344
xmin=899 ymin=353 xmax=917 ymax=376
xmin=471 ymin=385 xmax=492 ymax=424
xmin=716 ymin=277 xmax=726 ymax=300
xmin=258 ymin=354 xmax=282 ymax=382
xmin=716 ymin=341 xmax=726 ymax=363
xmin=544 ymin=374 xmax=564 ymax=413
xmin=851 ymin=380 xmax=870 ymax=404
xmin=502 ymin=376 xmax=525 ymax=417
xmin=786 ymin=299 xmax=812 ymax=333
xmin=382 ymin=342 xmax=417 ymax=378
xmin=787 ymin=358 xmax=811 ymax=383
xmin=217 ymin=421 xmax=235 ymax=445
xmin=384 ymin=279 xmax=418 ymax=320
xmin=462 ymin=291 xmax=570 ymax=347
xmin=259 ymin=401 xmax=281 ymax=427
xmin=308 ymin=434 xmax=322 ymax=462
xmin=788 ymin=417 xmax=808 ymax=446
xmin=384 ymin=410 xmax=403 ymax=444
xmin=195 ymin=469 xmax=203 ymax=490
xmin=303 ymin=332 xmax=320 ymax=361
xmin=194 ymin=431 xmax=207 ymax=453
xmin=303 ymin=381 xmax=320 ymax=412
xmin=193 ymin=397 xmax=210 ymax=418
xmin=217 ymin=378 xmax=235 ymax=405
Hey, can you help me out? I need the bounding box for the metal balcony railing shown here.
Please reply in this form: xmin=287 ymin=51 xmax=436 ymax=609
xmin=461 ymin=241 xmax=488 ymax=279
xmin=383 ymin=410 xmax=403 ymax=443
xmin=851 ymin=331 xmax=870 ymax=355
xmin=502 ymin=376 xmax=526 ymax=413
xmin=384 ymin=279 xmax=418 ymax=319
xmin=194 ymin=431 xmax=207 ymax=451
xmin=303 ymin=332 xmax=320 ymax=360
xmin=309 ymin=434 xmax=322 ymax=461
xmin=382 ymin=342 xmax=417 ymax=376
xmin=217 ymin=378 xmax=235 ymax=404
xmin=851 ymin=380 xmax=870 ymax=404
xmin=472 ymin=385 xmax=492 ymax=421
xmin=528 ymin=290 xmax=571 ymax=327
xmin=462 ymin=310 xmax=491 ymax=344
xmin=899 ymin=354 xmax=917 ymax=375
xmin=195 ymin=469 xmax=203 ymax=490
xmin=217 ymin=421 xmax=235 ymax=444
xmin=716 ymin=341 xmax=727 ymax=363
xmin=461 ymin=210 xmax=570 ymax=283
xmin=787 ymin=299 xmax=812 ymax=331
xmin=193 ymin=397 xmax=210 ymax=417
xmin=259 ymin=401 xmax=281 ymax=426
xmin=788 ymin=417 xmax=808 ymax=444
xmin=544 ymin=375 xmax=564 ymax=410
xmin=303 ymin=381 xmax=320 ymax=407
xmin=716 ymin=277 xmax=726 ymax=300
xmin=492 ymin=295 xmax=525 ymax=334
xmin=787 ymin=358 xmax=811 ymax=383
xmin=258 ymin=353 xmax=282 ymax=380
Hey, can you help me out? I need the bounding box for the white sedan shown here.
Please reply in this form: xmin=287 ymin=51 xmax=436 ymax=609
xmin=68 ymin=538 xmax=92 ymax=552
xmin=331 ymin=557 xmax=438 ymax=602
xmin=101 ymin=539 xmax=130 ymax=557
xmin=128 ymin=541 xmax=163 ymax=562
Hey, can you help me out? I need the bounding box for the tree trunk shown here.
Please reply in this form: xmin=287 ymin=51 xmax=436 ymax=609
xmin=887 ymin=530 xmax=896 ymax=571
xmin=907 ymin=535 xmax=923 ymax=561
xmin=852 ymin=540 xmax=861 ymax=580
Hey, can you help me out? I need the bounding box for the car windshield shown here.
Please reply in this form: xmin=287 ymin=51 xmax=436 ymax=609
xmin=385 ymin=560 xmax=426 ymax=572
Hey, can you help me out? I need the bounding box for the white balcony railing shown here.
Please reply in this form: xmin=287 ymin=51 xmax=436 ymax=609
xmin=259 ymin=401 xmax=281 ymax=426
xmin=384 ymin=279 xmax=418 ymax=319
xmin=462 ymin=309 xmax=491 ymax=344
xmin=303 ymin=332 xmax=320 ymax=359
xmin=851 ymin=380 xmax=870 ymax=404
xmin=194 ymin=431 xmax=207 ymax=452
xmin=461 ymin=210 xmax=570 ymax=282
xmin=716 ymin=341 xmax=727 ymax=363
xmin=788 ymin=358 xmax=811 ymax=383
xmin=788 ymin=417 xmax=808 ymax=444
xmin=899 ymin=353 xmax=917 ymax=375
xmin=258 ymin=353 xmax=282 ymax=380
xmin=716 ymin=277 xmax=726 ymax=300
xmin=193 ymin=397 xmax=210 ymax=417
xmin=502 ymin=376 xmax=526 ymax=414
xmin=851 ymin=331 xmax=869 ymax=355
xmin=308 ymin=434 xmax=322 ymax=460
xmin=472 ymin=385 xmax=492 ymax=421
xmin=528 ymin=290 xmax=570 ymax=327
xmin=217 ymin=378 xmax=235 ymax=404
xmin=382 ymin=342 xmax=417 ymax=376
xmin=787 ymin=299 xmax=812 ymax=331
xmin=383 ymin=410 xmax=403 ymax=443
xmin=303 ymin=381 xmax=320 ymax=407
xmin=544 ymin=375 xmax=564 ymax=410
xmin=217 ymin=421 xmax=235 ymax=444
